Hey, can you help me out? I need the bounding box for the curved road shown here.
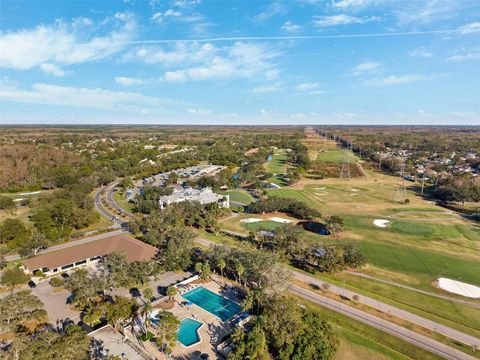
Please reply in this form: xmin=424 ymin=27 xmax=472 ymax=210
xmin=97 ymin=183 xmax=480 ymax=358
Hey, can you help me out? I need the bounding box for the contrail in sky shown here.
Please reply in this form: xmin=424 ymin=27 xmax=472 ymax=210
xmin=77 ymin=29 xmax=461 ymax=46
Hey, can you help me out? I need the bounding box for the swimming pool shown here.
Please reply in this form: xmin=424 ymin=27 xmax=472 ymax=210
xmin=177 ymin=318 xmax=203 ymax=347
xmin=182 ymin=286 xmax=241 ymax=321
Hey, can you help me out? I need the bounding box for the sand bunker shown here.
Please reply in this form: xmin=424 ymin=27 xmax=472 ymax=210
xmin=240 ymin=218 xmax=263 ymax=223
xmin=269 ymin=217 xmax=292 ymax=224
xmin=437 ymin=278 xmax=480 ymax=298
xmin=19 ymin=191 xmax=41 ymax=196
xmin=373 ymin=219 xmax=390 ymax=228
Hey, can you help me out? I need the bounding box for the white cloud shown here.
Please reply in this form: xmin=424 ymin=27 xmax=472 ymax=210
xmin=0 ymin=12 xmax=136 ymax=70
xmin=313 ymin=14 xmax=378 ymax=27
xmin=187 ymin=108 xmax=212 ymax=115
xmin=281 ymin=21 xmax=302 ymax=32
xmin=331 ymin=0 xmax=379 ymax=9
xmin=458 ymin=22 xmax=480 ymax=34
xmin=395 ymin=1 xmax=459 ymax=26
xmin=171 ymin=0 xmax=201 ymax=8
xmin=409 ymin=47 xmax=434 ymax=58
xmin=365 ymin=74 xmax=428 ymax=86
xmin=1 ymin=82 xmax=169 ymax=111
xmin=352 ymin=62 xmax=381 ymax=76
xmin=40 ymin=63 xmax=67 ymax=77
xmin=126 ymin=42 xmax=280 ymax=83
xmin=115 ymin=76 xmax=146 ymax=86
xmin=446 ymin=53 xmax=480 ymax=62
xmin=124 ymin=42 xmax=216 ymax=66
xmin=295 ymin=82 xmax=320 ymax=91
xmin=254 ymin=2 xmax=287 ymax=23
xmin=252 ymin=83 xmax=282 ymax=94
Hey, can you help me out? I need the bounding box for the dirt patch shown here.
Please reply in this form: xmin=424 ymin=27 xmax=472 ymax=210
xmin=154 ymin=300 xmax=175 ymax=310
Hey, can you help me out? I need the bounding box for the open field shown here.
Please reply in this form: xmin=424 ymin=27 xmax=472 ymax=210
xmin=221 ymin=189 xmax=255 ymax=204
xmin=316 ymin=149 xmax=359 ymax=164
xmin=263 ymin=149 xmax=289 ymax=174
xmin=267 ymin=176 xmax=480 ymax=289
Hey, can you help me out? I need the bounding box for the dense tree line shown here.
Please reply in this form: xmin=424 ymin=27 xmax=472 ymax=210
xmin=434 ymin=176 xmax=480 ymax=203
xmin=230 ymin=296 xmax=338 ymax=360
xmin=248 ymin=197 xmax=321 ymax=220
xmin=247 ymin=226 xmax=366 ymax=273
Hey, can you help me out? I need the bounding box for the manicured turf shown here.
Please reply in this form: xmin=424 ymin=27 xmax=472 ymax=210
xmin=223 ymin=189 xmax=254 ymax=205
xmin=243 ymin=221 xmax=287 ymax=232
xmin=264 ymin=149 xmax=288 ymax=174
xmin=267 ymin=188 xmax=318 ymax=208
xmin=316 ymin=149 xmax=358 ymax=164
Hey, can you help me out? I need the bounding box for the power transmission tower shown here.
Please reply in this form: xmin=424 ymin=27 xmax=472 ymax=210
xmin=393 ymin=157 xmax=407 ymax=203
xmin=340 ymin=144 xmax=352 ymax=180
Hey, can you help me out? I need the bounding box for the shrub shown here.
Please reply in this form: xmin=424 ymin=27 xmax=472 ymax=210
xmin=33 ymin=270 xmax=44 ymax=277
xmin=49 ymin=277 xmax=64 ymax=288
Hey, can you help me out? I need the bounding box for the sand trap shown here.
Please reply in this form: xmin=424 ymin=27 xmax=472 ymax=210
xmin=19 ymin=191 xmax=41 ymax=195
xmin=373 ymin=219 xmax=390 ymax=228
xmin=437 ymin=278 xmax=480 ymax=298
xmin=240 ymin=218 xmax=263 ymax=223
xmin=269 ymin=217 xmax=292 ymax=224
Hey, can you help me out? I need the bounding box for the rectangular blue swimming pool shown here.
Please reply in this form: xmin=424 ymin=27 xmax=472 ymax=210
xmin=182 ymin=286 xmax=241 ymax=321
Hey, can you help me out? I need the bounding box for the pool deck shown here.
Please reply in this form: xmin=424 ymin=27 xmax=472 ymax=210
xmin=170 ymin=280 xmax=238 ymax=359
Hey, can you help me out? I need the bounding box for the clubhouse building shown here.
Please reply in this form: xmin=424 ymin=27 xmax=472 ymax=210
xmin=22 ymin=234 xmax=157 ymax=276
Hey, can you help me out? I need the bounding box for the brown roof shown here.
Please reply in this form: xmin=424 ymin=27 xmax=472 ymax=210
xmin=23 ymin=234 xmax=157 ymax=271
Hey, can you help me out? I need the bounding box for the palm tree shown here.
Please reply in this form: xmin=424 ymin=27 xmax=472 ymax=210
xmin=166 ymin=286 xmax=177 ymax=301
xmin=217 ymin=258 xmax=226 ymax=281
xmin=235 ymin=262 xmax=245 ymax=287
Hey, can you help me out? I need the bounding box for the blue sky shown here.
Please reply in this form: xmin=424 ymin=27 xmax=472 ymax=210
xmin=1 ymin=0 xmax=479 ymax=125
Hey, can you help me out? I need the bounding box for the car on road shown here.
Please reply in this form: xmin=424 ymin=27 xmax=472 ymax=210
xmin=27 ymin=280 xmax=37 ymax=288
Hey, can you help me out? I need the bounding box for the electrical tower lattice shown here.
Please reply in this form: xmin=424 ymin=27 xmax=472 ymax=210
xmin=339 ymin=145 xmax=352 ymax=180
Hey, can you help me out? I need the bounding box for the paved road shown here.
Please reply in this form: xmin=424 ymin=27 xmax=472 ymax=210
xmin=289 ymin=285 xmax=477 ymax=360
xmin=346 ymin=271 xmax=480 ymax=308
xmin=291 ymin=270 xmax=480 ymax=349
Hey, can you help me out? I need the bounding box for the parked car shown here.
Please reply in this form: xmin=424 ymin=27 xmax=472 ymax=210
xmin=27 ymin=280 xmax=37 ymax=288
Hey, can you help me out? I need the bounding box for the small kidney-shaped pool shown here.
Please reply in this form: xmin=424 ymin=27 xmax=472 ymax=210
xmin=177 ymin=318 xmax=203 ymax=347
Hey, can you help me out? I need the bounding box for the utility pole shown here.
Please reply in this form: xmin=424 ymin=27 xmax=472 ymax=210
xmin=393 ymin=157 xmax=407 ymax=203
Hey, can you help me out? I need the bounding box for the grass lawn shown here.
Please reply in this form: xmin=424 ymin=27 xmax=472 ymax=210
xmin=264 ymin=149 xmax=289 ymax=174
xmin=112 ymin=189 xmax=135 ymax=213
xmin=222 ymin=189 xmax=254 ymax=205
xmin=296 ymin=297 xmax=443 ymax=360
xmin=316 ymin=149 xmax=358 ymax=164
xmin=242 ymin=220 xmax=287 ymax=232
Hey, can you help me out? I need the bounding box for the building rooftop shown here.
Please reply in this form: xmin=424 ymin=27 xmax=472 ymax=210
xmin=23 ymin=234 xmax=157 ymax=272
xmin=159 ymin=186 xmax=228 ymax=208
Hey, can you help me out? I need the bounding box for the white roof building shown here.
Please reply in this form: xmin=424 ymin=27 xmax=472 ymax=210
xmin=159 ymin=186 xmax=229 ymax=209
